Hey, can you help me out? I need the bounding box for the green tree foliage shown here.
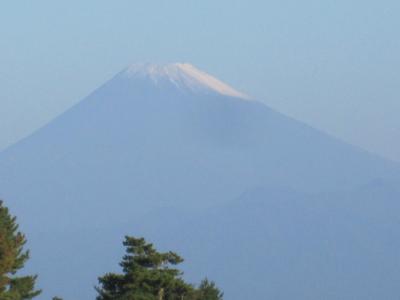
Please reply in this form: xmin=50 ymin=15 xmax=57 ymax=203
xmin=96 ymin=236 xmax=223 ymax=300
xmin=0 ymin=200 xmax=41 ymax=300
xmin=192 ymin=279 xmax=223 ymax=300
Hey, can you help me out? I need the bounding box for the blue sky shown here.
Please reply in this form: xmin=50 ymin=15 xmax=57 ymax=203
xmin=1 ymin=0 xmax=399 ymax=161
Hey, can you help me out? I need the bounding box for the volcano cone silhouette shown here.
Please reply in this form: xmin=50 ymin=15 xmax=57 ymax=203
xmin=0 ymin=63 xmax=399 ymax=300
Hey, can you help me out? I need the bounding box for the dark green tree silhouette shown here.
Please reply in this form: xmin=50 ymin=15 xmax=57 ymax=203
xmin=96 ymin=236 xmax=223 ymax=300
xmin=0 ymin=200 xmax=41 ymax=300
xmin=193 ymin=279 xmax=223 ymax=300
xmin=96 ymin=236 xmax=193 ymax=300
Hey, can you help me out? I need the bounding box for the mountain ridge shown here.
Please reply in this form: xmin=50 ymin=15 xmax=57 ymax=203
xmin=121 ymin=62 xmax=250 ymax=99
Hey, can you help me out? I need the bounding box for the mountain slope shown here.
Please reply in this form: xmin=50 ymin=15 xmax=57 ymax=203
xmin=27 ymin=183 xmax=400 ymax=300
xmin=149 ymin=183 xmax=400 ymax=300
xmin=0 ymin=63 xmax=399 ymax=299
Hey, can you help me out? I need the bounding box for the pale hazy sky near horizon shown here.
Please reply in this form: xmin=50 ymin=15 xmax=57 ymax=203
xmin=1 ymin=0 xmax=399 ymax=161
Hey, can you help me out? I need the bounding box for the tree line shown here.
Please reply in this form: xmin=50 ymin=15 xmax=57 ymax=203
xmin=0 ymin=200 xmax=223 ymax=300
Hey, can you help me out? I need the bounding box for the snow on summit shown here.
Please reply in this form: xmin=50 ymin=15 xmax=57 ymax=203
xmin=123 ymin=63 xmax=250 ymax=99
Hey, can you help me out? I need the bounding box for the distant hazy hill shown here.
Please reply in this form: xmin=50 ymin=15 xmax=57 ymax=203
xmin=0 ymin=63 xmax=399 ymax=299
xmin=151 ymin=182 xmax=400 ymax=300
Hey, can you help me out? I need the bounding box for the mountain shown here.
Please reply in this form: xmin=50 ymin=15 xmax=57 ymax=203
xmin=0 ymin=63 xmax=399 ymax=299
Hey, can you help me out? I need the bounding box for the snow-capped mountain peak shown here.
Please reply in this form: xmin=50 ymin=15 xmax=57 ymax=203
xmin=122 ymin=63 xmax=250 ymax=99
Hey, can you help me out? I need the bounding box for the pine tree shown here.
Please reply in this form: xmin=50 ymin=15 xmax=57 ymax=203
xmin=96 ymin=236 xmax=193 ymax=300
xmin=193 ymin=279 xmax=223 ymax=300
xmin=0 ymin=200 xmax=41 ymax=300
